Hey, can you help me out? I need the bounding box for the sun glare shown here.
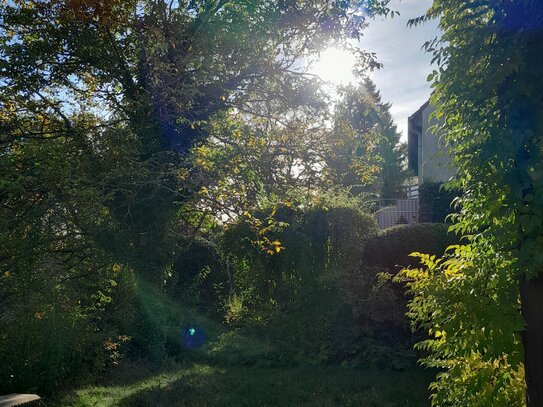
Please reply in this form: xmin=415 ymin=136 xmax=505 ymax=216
xmin=310 ymin=47 xmax=357 ymax=85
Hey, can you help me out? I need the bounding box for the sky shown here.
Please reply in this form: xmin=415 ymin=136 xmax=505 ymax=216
xmin=361 ymin=0 xmax=439 ymax=140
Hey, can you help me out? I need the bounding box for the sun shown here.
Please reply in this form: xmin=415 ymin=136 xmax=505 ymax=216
xmin=310 ymin=47 xmax=357 ymax=85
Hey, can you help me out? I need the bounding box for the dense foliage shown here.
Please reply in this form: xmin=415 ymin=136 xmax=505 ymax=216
xmin=350 ymin=223 xmax=457 ymax=361
xmin=215 ymin=210 xmax=455 ymax=370
xmin=220 ymin=205 xmax=382 ymax=367
xmin=1 ymin=0 xmax=407 ymax=395
xmin=327 ymin=78 xmax=408 ymax=198
xmin=362 ymin=223 xmax=457 ymax=269
xmin=399 ymin=246 xmax=525 ymax=406
xmin=417 ymin=182 xmax=458 ymax=223
xmin=402 ymin=1 xmax=543 ymax=405
xmin=3 ymin=0 xmax=542 ymax=403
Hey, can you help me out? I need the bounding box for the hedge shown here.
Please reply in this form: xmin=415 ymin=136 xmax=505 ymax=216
xmin=418 ymin=182 xmax=460 ymax=223
xmin=344 ymin=223 xmax=460 ymax=348
xmin=362 ymin=222 xmax=458 ymax=271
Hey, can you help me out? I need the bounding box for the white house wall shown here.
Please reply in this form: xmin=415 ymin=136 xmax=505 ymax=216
xmin=419 ymin=103 xmax=456 ymax=184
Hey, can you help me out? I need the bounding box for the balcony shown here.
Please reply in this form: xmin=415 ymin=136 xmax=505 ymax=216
xmin=372 ymin=197 xmax=419 ymax=229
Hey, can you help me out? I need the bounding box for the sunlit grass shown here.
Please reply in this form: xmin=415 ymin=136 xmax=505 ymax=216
xmin=68 ymin=364 xmax=215 ymax=407
xmin=61 ymin=361 xmax=432 ymax=407
xmin=55 ymin=279 xmax=433 ymax=406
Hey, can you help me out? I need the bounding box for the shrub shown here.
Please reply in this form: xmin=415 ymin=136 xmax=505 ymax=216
xmin=418 ymin=182 xmax=459 ymax=223
xmin=168 ymin=238 xmax=226 ymax=317
xmin=343 ymin=223 xmax=460 ymax=366
xmin=219 ymin=205 xmax=379 ymax=366
xmin=217 ymin=213 xmax=459 ymax=369
xmin=362 ymin=223 xmax=458 ymax=271
xmin=0 ymin=261 xmax=138 ymax=395
xmin=397 ymin=246 xmax=525 ymax=406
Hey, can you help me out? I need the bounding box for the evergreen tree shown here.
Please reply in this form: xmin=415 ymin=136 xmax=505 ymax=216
xmin=327 ymin=78 xmax=407 ymax=199
xmin=363 ymin=78 xmax=408 ymax=199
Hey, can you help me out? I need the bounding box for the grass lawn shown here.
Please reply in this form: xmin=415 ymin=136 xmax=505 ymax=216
xmin=58 ymin=361 xmax=433 ymax=407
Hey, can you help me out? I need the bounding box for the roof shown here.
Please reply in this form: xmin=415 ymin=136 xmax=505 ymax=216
xmin=408 ymin=100 xmax=430 ymax=121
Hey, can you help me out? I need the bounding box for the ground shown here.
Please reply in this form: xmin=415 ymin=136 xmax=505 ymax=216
xmin=58 ymin=360 xmax=433 ymax=406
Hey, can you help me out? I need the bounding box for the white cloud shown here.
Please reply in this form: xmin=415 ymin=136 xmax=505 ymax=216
xmin=360 ymin=0 xmax=439 ymax=141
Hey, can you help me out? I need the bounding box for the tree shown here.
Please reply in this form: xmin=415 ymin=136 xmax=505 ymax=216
xmin=1 ymin=0 xmax=393 ymax=274
xmin=0 ymin=0 xmax=395 ymax=391
xmin=180 ymin=85 xmax=332 ymax=222
xmin=0 ymin=113 xmax=140 ymax=392
xmin=326 ymin=78 xmax=407 ymax=198
xmin=363 ymin=78 xmax=408 ymax=199
xmin=405 ymin=1 xmax=543 ymax=405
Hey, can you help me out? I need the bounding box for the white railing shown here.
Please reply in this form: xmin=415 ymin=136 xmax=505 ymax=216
xmin=407 ymin=184 xmax=419 ymax=199
xmin=373 ymin=198 xmax=419 ymax=229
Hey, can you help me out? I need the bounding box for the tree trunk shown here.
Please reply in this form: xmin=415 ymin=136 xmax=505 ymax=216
xmin=520 ymin=275 xmax=543 ymax=406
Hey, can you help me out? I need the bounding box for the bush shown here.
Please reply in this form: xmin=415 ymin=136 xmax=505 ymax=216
xmin=219 ymin=205 xmax=379 ymax=366
xmin=362 ymin=223 xmax=458 ymax=270
xmin=215 ymin=213 xmax=458 ymax=369
xmin=398 ymin=246 xmax=525 ymax=406
xmin=418 ymin=182 xmax=459 ymax=223
xmin=0 ymin=261 xmax=138 ymax=396
xmin=168 ymin=238 xmax=226 ymax=317
xmin=343 ymin=223 xmax=460 ymax=366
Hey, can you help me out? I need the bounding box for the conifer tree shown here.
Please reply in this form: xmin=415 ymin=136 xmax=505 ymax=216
xmin=328 ymin=78 xmax=407 ymax=198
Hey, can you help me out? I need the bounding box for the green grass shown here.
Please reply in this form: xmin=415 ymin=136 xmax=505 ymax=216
xmin=58 ymin=361 xmax=432 ymax=407
xmin=51 ymin=290 xmax=433 ymax=406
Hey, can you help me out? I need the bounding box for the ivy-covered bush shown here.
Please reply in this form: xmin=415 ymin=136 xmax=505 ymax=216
xmin=219 ymin=205 xmax=380 ymax=366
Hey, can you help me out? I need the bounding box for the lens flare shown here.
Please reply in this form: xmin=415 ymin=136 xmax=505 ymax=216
xmin=183 ymin=325 xmax=205 ymax=349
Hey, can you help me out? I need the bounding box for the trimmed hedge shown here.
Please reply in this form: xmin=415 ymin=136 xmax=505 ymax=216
xmin=418 ymin=182 xmax=459 ymax=223
xmin=362 ymin=223 xmax=458 ymax=271
xmin=345 ymin=223 xmax=459 ymax=349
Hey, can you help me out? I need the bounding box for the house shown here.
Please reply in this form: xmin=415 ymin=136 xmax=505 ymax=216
xmin=374 ymin=101 xmax=455 ymax=229
xmin=408 ymin=101 xmax=455 ymax=185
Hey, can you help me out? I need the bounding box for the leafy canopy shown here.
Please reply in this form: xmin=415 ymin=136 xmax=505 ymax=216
xmin=400 ymin=1 xmax=543 ymax=405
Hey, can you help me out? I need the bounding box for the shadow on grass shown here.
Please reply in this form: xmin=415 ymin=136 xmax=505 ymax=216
xmin=74 ymin=362 xmax=433 ymax=407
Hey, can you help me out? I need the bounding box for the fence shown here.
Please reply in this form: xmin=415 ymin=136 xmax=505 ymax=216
xmin=372 ymin=198 xmax=419 ymax=229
